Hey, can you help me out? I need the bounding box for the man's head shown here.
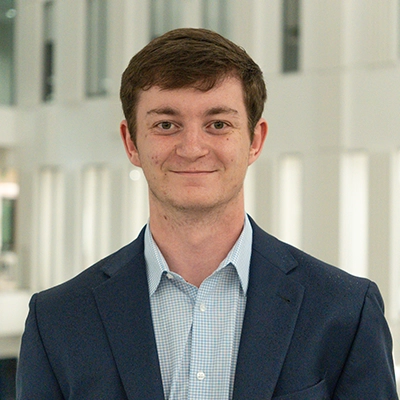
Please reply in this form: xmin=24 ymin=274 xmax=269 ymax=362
xmin=120 ymin=28 xmax=267 ymax=145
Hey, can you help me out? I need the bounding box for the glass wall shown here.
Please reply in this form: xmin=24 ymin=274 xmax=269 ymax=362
xmin=0 ymin=168 xmax=18 ymax=291
xmin=42 ymin=0 xmax=55 ymax=102
xmin=150 ymin=0 xmax=182 ymax=39
xmin=150 ymin=0 xmax=229 ymax=39
xmin=0 ymin=0 xmax=16 ymax=105
xmin=86 ymin=0 xmax=108 ymax=97
xmin=282 ymin=0 xmax=301 ymax=72
xmin=202 ymin=0 xmax=228 ymax=37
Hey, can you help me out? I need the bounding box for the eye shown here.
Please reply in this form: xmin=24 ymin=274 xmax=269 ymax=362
xmin=212 ymin=121 xmax=226 ymax=130
xmin=153 ymin=120 xmax=180 ymax=135
xmin=158 ymin=121 xmax=174 ymax=130
xmin=207 ymin=120 xmax=230 ymax=134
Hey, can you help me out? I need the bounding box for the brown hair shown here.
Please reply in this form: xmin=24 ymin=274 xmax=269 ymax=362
xmin=120 ymin=28 xmax=267 ymax=144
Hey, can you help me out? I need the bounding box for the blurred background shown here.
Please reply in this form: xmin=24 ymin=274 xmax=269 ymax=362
xmin=1 ymin=0 xmax=400 ymax=396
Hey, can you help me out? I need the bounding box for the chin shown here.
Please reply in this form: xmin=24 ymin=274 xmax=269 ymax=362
xmin=169 ymin=194 xmax=238 ymax=214
xmin=165 ymin=195 xmax=218 ymax=211
xmin=171 ymin=200 xmax=217 ymax=212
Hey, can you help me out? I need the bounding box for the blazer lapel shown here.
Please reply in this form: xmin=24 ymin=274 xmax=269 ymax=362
xmin=233 ymin=222 xmax=305 ymax=399
xmin=93 ymin=234 xmax=164 ymax=400
xmin=91 ymin=221 xmax=304 ymax=399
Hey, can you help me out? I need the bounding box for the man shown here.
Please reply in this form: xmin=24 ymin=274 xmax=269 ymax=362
xmin=17 ymin=28 xmax=397 ymax=399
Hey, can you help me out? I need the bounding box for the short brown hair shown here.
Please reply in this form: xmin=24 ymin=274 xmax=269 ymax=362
xmin=120 ymin=28 xmax=267 ymax=144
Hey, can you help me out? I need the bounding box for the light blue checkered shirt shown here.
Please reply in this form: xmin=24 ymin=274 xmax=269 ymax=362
xmin=144 ymin=216 xmax=252 ymax=400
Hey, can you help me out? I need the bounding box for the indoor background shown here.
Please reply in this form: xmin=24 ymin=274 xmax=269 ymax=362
xmin=1 ymin=0 xmax=400 ymax=396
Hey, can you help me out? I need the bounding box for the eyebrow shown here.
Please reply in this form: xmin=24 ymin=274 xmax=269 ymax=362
xmin=146 ymin=106 xmax=239 ymax=117
xmin=204 ymin=107 xmax=239 ymax=117
xmin=146 ymin=107 xmax=180 ymax=116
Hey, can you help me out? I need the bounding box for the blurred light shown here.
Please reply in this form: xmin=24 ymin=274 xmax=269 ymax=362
xmin=5 ymin=9 xmax=17 ymax=19
xmin=0 ymin=182 xmax=19 ymax=198
xmin=129 ymin=169 xmax=141 ymax=181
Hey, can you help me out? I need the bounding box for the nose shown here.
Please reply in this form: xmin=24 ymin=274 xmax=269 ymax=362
xmin=175 ymin=126 xmax=209 ymax=160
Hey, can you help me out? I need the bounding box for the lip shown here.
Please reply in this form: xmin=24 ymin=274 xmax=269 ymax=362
xmin=171 ymin=170 xmax=216 ymax=175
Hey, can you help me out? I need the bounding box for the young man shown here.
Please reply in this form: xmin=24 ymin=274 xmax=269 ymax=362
xmin=17 ymin=28 xmax=397 ymax=399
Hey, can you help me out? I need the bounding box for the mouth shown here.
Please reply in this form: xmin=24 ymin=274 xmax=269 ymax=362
xmin=171 ymin=170 xmax=216 ymax=175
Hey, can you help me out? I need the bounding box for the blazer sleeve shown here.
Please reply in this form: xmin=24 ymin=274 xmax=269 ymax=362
xmin=333 ymin=281 xmax=398 ymax=399
xmin=16 ymin=294 xmax=65 ymax=400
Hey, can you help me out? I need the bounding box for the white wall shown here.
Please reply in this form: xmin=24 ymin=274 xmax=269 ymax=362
xmin=1 ymin=1 xmax=400 ymax=371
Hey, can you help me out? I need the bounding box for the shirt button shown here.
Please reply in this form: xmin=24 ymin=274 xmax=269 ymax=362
xmin=199 ymin=303 xmax=206 ymax=312
xmin=166 ymin=273 xmax=173 ymax=280
xmin=197 ymin=371 xmax=206 ymax=381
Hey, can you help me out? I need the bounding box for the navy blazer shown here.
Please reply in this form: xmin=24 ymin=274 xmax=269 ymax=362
xmin=17 ymin=220 xmax=398 ymax=399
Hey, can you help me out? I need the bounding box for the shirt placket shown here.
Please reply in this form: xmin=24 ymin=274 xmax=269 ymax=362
xmin=188 ymin=276 xmax=219 ymax=399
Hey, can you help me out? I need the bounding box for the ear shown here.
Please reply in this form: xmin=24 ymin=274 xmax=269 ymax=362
xmin=120 ymin=120 xmax=141 ymax=167
xmin=248 ymin=118 xmax=268 ymax=166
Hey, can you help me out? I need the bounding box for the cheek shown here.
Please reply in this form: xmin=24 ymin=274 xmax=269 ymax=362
xmin=150 ymin=155 xmax=160 ymax=165
xmin=142 ymin=140 xmax=172 ymax=167
xmin=138 ymin=145 xmax=161 ymax=166
xmin=224 ymin=142 xmax=251 ymax=166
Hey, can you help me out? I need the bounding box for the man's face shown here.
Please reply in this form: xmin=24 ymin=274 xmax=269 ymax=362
xmin=120 ymin=77 xmax=267 ymax=214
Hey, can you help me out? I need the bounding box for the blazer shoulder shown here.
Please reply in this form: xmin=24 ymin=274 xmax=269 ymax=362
xmin=35 ymin=227 xmax=146 ymax=306
xmin=250 ymin=218 xmax=372 ymax=299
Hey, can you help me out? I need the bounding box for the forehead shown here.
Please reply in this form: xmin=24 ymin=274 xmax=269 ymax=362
xmin=136 ymin=77 xmax=246 ymax=116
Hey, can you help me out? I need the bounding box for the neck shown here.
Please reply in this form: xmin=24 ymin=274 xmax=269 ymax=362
xmin=148 ymin=199 xmax=246 ymax=287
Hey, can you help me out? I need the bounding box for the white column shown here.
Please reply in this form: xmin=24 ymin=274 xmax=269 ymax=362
xmin=121 ymin=164 xmax=149 ymax=244
xmin=390 ymin=150 xmax=400 ymax=320
xmin=341 ymin=0 xmax=398 ymax=67
xmin=339 ymin=151 xmax=369 ymax=277
xmin=15 ymin=0 xmax=43 ymax=106
xmin=80 ymin=165 xmax=111 ymax=269
xmin=368 ymin=153 xmax=391 ymax=307
xmin=122 ymin=0 xmax=151 ymax=66
xmin=32 ymin=167 xmax=65 ymax=290
xmin=302 ymin=0 xmax=342 ymax=70
xmin=248 ymin=0 xmax=281 ymax=74
xmin=54 ymin=0 xmax=86 ymax=103
xmin=278 ymin=154 xmax=303 ymax=248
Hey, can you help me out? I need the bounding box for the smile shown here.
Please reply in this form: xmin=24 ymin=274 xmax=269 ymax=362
xmin=171 ymin=170 xmax=216 ymax=175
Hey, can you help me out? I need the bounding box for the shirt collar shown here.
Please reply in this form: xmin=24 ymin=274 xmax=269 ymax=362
xmin=145 ymin=215 xmax=253 ymax=296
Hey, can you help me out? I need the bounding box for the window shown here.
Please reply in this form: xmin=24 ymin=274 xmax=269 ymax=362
xmin=282 ymin=0 xmax=300 ymax=72
xmin=43 ymin=0 xmax=55 ymax=102
xmin=86 ymin=0 xmax=108 ymax=96
xmin=150 ymin=0 xmax=229 ymax=39
xmin=202 ymin=0 xmax=228 ymax=37
xmin=1 ymin=197 xmax=15 ymax=253
xmin=0 ymin=176 xmax=18 ymax=290
xmin=0 ymin=0 xmax=16 ymax=105
xmin=150 ymin=0 xmax=183 ymax=39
